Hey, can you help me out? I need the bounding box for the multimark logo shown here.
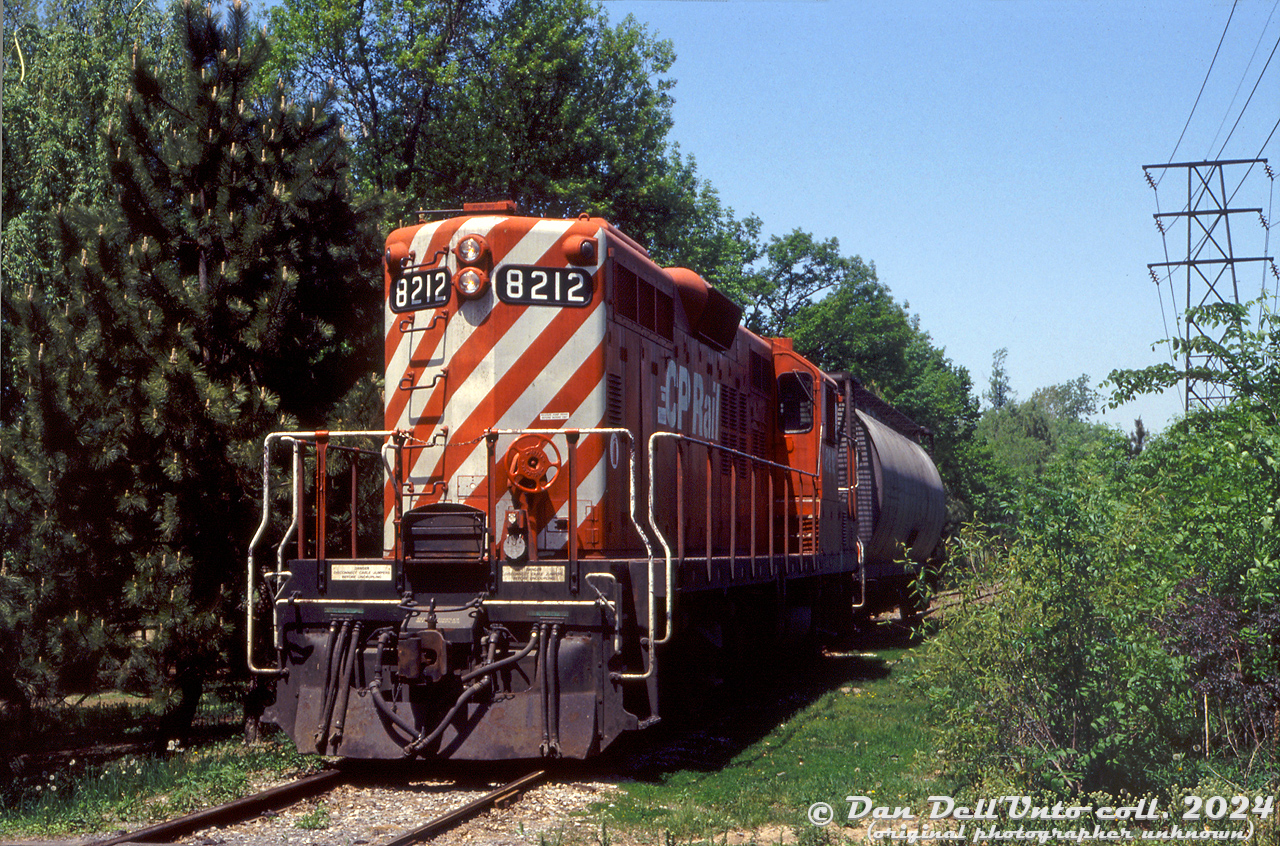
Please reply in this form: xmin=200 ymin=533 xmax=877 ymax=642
xmin=657 ymin=360 xmax=720 ymax=440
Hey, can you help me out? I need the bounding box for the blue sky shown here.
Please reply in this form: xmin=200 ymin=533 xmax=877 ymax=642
xmin=601 ymin=0 xmax=1280 ymax=432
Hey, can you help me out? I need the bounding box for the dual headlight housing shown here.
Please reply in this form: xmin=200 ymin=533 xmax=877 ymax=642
xmin=453 ymin=234 xmax=490 ymax=299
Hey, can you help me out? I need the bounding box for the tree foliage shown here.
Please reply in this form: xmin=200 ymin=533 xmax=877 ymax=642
xmin=984 ymin=348 xmax=1012 ymax=410
xmin=2 ymin=0 xmax=178 ymax=416
xmin=731 ymin=228 xmax=992 ymax=524
xmin=915 ymin=439 xmax=1195 ymax=796
xmin=2 ymin=0 xmax=175 ymax=282
xmin=977 ymin=360 xmax=1113 ymax=488
xmin=1 ymin=0 xmax=378 ymax=734
xmin=1109 ymin=301 xmax=1280 ymax=611
xmin=266 ymin=0 xmax=479 ymax=196
xmin=266 ymin=0 xmax=751 ymax=285
xmin=2 ymin=0 xmax=178 ymax=731
xmin=919 ymin=301 xmax=1280 ymax=798
xmin=734 ymin=230 xmax=874 ymax=340
xmin=1111 ymin=300 xmax=1280 ymax=529
xmin=431 ymin=0 xmax=674 ymax=217
xmin=921 ymin=411 xmax=1280 ymax=796
xmin=1109 ymin=300 xmax=1280 ymax=423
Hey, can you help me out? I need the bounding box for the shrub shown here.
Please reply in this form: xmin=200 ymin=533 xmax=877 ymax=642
xmin=917 ymin=407 xmax=1280 ymax=797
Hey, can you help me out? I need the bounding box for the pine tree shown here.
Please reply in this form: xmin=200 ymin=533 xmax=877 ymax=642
xmin=2 ymin=0 xmax=177 ymax=417
xmin=1 ymin=0 xmax=379 ymax=743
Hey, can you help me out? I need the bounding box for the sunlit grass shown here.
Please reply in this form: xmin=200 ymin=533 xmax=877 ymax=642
xmin=596 ymin=637 xmax=948 ymax=841
xmin=0 ymin=736 xmax=325 ymax=838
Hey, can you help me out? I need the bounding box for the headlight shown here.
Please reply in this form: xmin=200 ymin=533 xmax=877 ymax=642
xmin=562 ymin=235 xmax=598 ymax=265
xmin=456 ymin=234 xmax=489 ymax=265
xmin=455 ymin=267 xmax=489 ymax=297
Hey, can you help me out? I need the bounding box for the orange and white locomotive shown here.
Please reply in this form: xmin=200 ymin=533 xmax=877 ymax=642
xmin=248 ymin=202 xmax=945 ymax=759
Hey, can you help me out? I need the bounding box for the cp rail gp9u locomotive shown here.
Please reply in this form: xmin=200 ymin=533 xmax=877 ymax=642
xmin=247 ymin=201 xmax=945 ymax=760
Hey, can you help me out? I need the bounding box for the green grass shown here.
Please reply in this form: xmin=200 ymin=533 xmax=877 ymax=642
xmin=0 ymin=736 xmax=325 ymax=838
xmin=30 ymin=692 xmax=164 ymax=742
xmin=1 ymin=639 xmax=939 ymax=842
xmin=294 ymin=801 xmax=332 ymax=830
xmin=21 ymin=686 xmax=245 ymax=747
xmin=594 ymin=634 xmax=948 ymax=841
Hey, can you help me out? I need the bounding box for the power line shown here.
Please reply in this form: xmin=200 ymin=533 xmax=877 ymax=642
xmin=1206 ymin=0 xmax=1280 ymax=158
xmin=1144 ymin=5 xmax=1280 ymax=406
xmin=1163 ymin=2 xmax=1278 ymax=209
xmin=1213 ymin=28 xmax=1280 ymax=160
xmin=1193 ymin=7 xmax=1280 ymax=214
xmin=1257 ymin=112 xmax=1280 ymax=162
xmin=1158 ymin=0 xmax=1239 ymax=188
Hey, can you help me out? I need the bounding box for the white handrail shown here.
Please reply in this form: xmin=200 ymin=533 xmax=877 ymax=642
xmin=645 ymin=431 xmax=822 ymax=651
xmin=246 ymin=430 xmax=397 ymax=676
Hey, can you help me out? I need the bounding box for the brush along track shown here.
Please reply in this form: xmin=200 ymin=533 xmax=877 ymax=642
xmin=86 ymin=769 xmax=346 ymax=845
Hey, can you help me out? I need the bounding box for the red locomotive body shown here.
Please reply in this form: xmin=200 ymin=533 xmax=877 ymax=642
xmin=248 ymin=203 xmax=945 ymax=759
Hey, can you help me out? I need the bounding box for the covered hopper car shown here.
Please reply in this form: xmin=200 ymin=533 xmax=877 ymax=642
xmin=246 ymin=202 xmax=945 ymax=760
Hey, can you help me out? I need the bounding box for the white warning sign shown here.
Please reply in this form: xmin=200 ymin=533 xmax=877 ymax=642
xmin=501 ymin=564 xmax=565 ymax=583
xmin=330 ymin=563 xmax=393 ymax=581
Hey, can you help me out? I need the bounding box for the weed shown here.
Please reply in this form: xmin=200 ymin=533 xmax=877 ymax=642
xmin=0 ymin=736 xmax=325 ymax=839
xmin=294 ymin=802 xmax=331 ymax=830
xmin=793 ymin=822 xmax=834 ymax=846
xmin=537 ymin=825 xmax=565 ymax=846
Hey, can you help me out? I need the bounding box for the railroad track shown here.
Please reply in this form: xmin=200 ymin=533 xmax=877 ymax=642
xmin=86 ymin=767 xmax=549 ymax=846
xmin=380 ymin=769 xmax=549 ymax=846
xmin=87 ymin=769 xmax=345 ymax=846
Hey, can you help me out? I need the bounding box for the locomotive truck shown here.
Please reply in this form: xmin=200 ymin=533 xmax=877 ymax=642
xmin=246 ymin=201 xmax=945 ymax=759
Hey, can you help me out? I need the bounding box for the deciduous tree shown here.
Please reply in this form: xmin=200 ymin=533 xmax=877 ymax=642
xmin=984 ymin=348 xmax=1012 ymax=410
xmin=735 ymin=228 xmax=990 ymax=523
xmin=265 ymin=0 xmax=752 ymax=281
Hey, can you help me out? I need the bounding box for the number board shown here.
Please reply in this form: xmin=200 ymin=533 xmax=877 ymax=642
xmin=497 ymin=266 xmax=594 ymax=307
xmin=391 ymin=267 xmax=450 ymax=313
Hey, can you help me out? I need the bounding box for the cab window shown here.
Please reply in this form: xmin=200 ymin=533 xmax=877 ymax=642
xmin=777 ymin=371 xmax=814 ymax=434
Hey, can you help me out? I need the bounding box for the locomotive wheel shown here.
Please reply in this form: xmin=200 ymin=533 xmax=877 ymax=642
xmin=504 ymin=434 xmax=562 ymax=494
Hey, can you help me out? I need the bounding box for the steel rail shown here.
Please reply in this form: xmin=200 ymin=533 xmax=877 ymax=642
xmin=379 ymin=769 xmax=549 ymax=846
xmin=88 ymin=768 xmax=346 ymax=846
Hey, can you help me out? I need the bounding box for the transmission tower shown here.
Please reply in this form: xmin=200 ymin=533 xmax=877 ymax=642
xmin=1143 ymin=158 xmax=1274 ymax=412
